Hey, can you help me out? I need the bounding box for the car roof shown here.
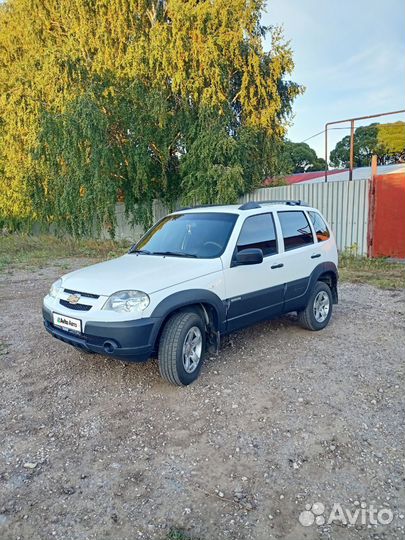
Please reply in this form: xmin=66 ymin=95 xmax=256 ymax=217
xmin=171 ymin=202 xmax=319 ymax=217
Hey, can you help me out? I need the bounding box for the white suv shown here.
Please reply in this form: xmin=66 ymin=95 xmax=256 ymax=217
xmin=43 ymin=201 xmax=338 ymax=386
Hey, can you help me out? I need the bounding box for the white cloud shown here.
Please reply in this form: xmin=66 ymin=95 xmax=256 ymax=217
xmin=262 ymin=0 xmax=405 ymax=156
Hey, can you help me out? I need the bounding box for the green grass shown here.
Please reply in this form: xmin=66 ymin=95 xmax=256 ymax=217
xmin=0 ymin=233 xmax=131 ymax=273
xmin=339 ymin=253 xmax=405 ymax=289
xmin=0 ymin=340 xmax=9 ymax=356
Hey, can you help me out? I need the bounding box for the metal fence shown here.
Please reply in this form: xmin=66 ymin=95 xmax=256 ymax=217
xmin=239 ymin=179 xmax=370 ymax=255
xmin=112 ymin=178 xmax=371 ymax=256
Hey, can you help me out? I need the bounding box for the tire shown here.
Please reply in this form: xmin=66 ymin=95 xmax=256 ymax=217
xmin=158 ymin=311 xmax=206 ymax=386
xmin=297 ymin=281 xmax=333 ymax=331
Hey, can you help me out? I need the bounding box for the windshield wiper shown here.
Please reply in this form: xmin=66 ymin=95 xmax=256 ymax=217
xmin=151 ymin=251 xmax=197 ymax=258
xmin=129 ymin=248 xmax=152 ymax=255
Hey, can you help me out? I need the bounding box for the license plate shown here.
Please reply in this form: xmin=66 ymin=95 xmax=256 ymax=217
xmin=53 ymin=313 xmax=82 ymax=333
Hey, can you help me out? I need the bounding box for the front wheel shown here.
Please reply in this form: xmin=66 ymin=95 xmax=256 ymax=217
xmin=158 ymin=311 xmax=206 ymax=386
xmin=297 ymin=281 xmax=333 ymax=331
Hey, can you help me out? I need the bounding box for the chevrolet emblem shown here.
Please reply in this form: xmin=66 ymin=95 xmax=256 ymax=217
xmin=67 ymin=293 xmax=81 ymax=304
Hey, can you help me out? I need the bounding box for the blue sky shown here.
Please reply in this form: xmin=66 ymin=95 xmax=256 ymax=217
xmin=262 ymin=0 xmax=405 ymax=158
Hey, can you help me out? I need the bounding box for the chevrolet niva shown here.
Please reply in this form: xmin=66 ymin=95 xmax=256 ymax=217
xmin=43 ymin=201 xmax=338 ymax=386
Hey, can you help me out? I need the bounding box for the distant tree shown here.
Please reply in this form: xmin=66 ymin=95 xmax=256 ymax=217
xmin=377 ymin=122 xmax=405 ymax=162
xmin=280 ymin=141 xmax=326 ymax=174
xmin=310 ymin=157 xmax=327 ymax=172
xmin=329 ymin=122 xmax=405 ymax=168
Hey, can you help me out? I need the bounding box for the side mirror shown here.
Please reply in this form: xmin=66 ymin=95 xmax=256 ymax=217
xmin=233 ymin=248 xmax=263 ymax=266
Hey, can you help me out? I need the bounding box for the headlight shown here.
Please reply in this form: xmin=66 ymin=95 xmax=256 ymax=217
xmin=102 ymin=290 xmax=150 ymax=313
xmin=49 ymin=278 xmax=62 ymax=299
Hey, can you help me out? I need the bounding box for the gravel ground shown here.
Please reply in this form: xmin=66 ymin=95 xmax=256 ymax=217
xmin=0 ymin=260 xmax=404 ymax=540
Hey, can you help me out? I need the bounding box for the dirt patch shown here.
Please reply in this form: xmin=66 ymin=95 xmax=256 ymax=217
xmin=0 ymin=261 xmax=404 ymax=540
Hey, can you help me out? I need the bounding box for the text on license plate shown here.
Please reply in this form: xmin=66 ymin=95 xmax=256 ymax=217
xmin=53 ymin=313 xmax=82 ymax=333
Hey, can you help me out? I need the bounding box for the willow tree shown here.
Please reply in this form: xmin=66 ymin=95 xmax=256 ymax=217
xmin=0 ymin=0 xmax=301 ymax=234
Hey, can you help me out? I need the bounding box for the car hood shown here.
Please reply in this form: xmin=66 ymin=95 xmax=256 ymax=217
xmin=61 ymin=254 xmax=223 ymax=296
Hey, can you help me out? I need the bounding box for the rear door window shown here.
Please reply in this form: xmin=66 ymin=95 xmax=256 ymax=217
xmin=237 ymin=213 xmax=278 ymax=256
xmin=278 ymin=211 xmax=314 ymax=251
xmin=308 ymin=211 xmax=330 ymax=242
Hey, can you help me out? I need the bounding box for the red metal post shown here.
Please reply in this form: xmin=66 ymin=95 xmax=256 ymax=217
xmin=371 ymin=154 xmax=377 ymax=179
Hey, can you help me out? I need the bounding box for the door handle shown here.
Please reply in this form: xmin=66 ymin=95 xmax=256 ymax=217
xmin=311 ymin=254 xmax=321 ymax=259
xmin=271 ymin=263 xmax=284 ymax=269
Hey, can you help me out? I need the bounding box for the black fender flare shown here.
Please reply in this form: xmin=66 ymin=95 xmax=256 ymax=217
xmin=150 ymin=289 xmax=227 ymax=344
xmin=310 ymin=262 xmax=339 ymax=303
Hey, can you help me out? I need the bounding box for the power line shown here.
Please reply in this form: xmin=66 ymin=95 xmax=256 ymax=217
xmin=300 ymin=129 xmax=324 ymax=143
xmin=300 ymin=126 xmax=354 ymax=144
xmin=301 ymin=120 xmax=404 ymax=144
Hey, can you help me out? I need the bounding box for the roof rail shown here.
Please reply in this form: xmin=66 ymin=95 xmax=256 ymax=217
xmin=177 ymin=200 xmax=310 ymax=212
xmin=238 ymin=199 xmax=309 ymax=210
xmin=258 ymin=199 xmax=309 ymax=206
xmin=238 ymin=201 xmax=261 ymax=210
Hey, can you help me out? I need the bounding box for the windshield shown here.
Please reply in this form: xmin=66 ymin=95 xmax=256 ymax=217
xmin=132 ymin=212 xmax=238 ymax=259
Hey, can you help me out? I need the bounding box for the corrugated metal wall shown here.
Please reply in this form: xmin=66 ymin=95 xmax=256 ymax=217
xmin=239 ymin=179 xmax=370 ymax=255
xmin=114 ymin=179 xmax=371 ymax=255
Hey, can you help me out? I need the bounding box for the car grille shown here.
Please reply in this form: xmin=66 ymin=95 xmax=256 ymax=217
xmin=59 ymin=299 xmax=92 ymax=311
xmin=63 ymin=288 xmax=99 ymax=299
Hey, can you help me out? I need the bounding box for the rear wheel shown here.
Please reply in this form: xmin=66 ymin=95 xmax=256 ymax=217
xmin=158 ymin=311 xmax=206 ymax=386
xmin=297 ymin=281 xmax=333 ymax=331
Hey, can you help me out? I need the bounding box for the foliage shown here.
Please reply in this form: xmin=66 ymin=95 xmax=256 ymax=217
xmin=377 ymin=121 xmax=405 ymax=156
xmin=264 ymin=175 xmax=288 ymax=187
xmin=0 ymin=0 xmax=302 ymax=235
xmin=32 ymin=78 xmax=181 ymax=235
xmin=330 ymin=122 xmax=405 ymax=168
xmin=279 ymin=140 xmax=326 ymax=173
xmin=339 ymin=252 xmax=405 ymax=290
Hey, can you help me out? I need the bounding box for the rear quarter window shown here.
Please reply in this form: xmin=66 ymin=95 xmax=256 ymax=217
xmin=308 ymin=211 xmax=330 ymax=242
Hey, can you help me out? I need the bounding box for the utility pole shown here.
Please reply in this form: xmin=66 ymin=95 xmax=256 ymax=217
xmin=349 ymin=119 xmax=355 ymax=181
xmin=324 ymin=126 xmax=328 ymax=183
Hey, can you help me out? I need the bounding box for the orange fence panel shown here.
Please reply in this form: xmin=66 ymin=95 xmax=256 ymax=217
xmin=368 ymin=173 xmax=405 ymax=258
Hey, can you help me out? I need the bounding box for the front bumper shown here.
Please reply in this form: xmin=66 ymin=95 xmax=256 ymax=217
xmin=43 ymin=307 xmax=161 ymax=361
